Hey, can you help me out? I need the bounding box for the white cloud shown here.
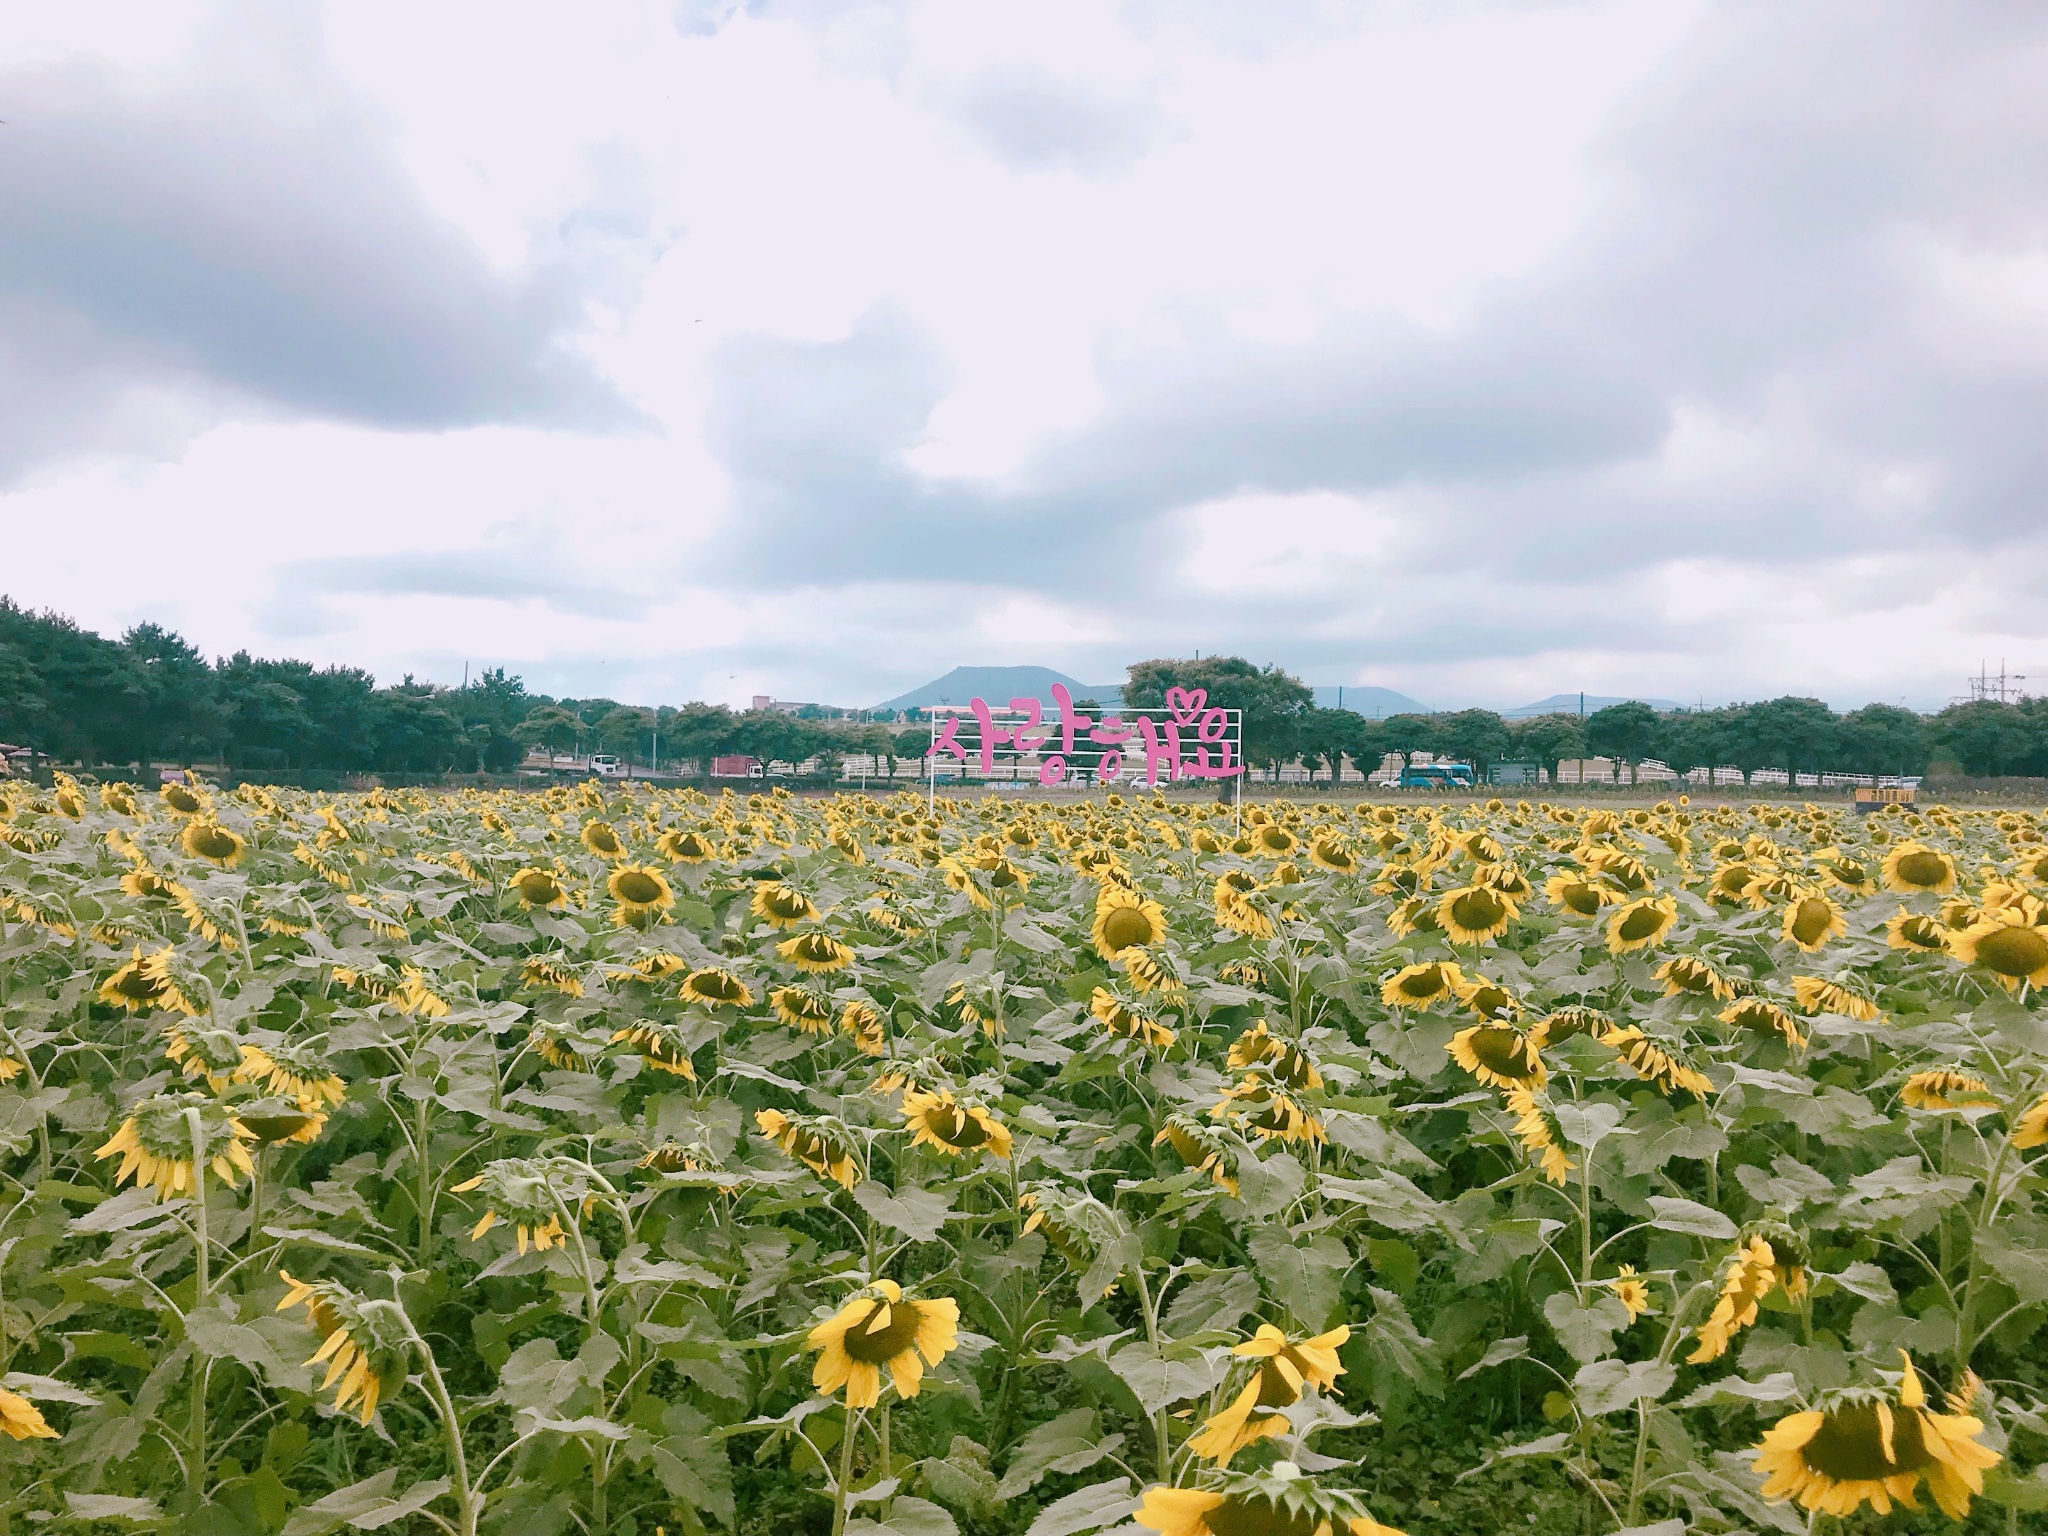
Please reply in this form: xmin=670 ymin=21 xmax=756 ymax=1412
xmin=2 ymin=0 xmax=2046 ymax=712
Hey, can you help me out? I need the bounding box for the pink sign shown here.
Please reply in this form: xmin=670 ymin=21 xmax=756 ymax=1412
xmin=927 ymin=684 xmax=1242 ymax=787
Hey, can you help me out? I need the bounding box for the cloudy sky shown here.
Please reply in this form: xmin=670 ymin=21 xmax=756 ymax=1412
xmin=3 ymin=1 xmax=2045 ymax=712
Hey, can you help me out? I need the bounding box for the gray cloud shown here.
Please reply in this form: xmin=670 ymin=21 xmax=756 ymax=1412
xmin=704 ymin=0 xmax=2048 ymax=632
xmin=0 ymin=57 xmax=635 ymax=482
xmin=262 ymin=548 xmax=646 ymax=638
xmin=953 ymin=68 xmax=1156 ymax=174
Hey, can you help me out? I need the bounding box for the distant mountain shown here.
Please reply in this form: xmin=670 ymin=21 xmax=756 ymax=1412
xmin=1314 ymin=685 xmax=1431 ymax=717
xmin=877 ymin=666 xmax=1123 ymax=712
xmin=1503 ymin=694 xmax=1685 ymax=719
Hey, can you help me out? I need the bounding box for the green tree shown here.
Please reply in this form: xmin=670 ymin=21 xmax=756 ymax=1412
xmin=517 ymin=705 xmax=585 ymax=757
xmin=1584 ymin=700 xmax=1658 ymax=784
xmin=1743 ymin=696 xmax=1839 ymax=781
xmin=1508 ymin=713 xmax=1585 ymax=786
xmin=1836 ymin=704 xmax=1926 ymax=777
xmin=1379 ymin=713 xmax=1441 ymax=776
xmin=1123 ymin=657 xmax=1314 ymax=772
xmin=1930 ymin=700 xmax=2036 ymax=777
xmin=1433 ymin=709 xmax=1511 ymax=777
xmin=120 ymin=622 xmax=221 ymax=770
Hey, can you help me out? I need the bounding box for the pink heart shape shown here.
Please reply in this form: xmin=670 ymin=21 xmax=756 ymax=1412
xmin=1165 ymin=687 xmax=1207 ymax=725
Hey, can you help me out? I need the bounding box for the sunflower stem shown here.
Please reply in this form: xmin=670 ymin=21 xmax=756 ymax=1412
xmin=831 ymin=1404 xmax=857 ymax=1536
xmin=185 ymin=1108 xmax=212 ymax=1494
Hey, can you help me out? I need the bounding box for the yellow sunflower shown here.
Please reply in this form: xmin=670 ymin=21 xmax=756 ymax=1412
xmin=754 ymin=1108 xmax=858 ymax=1188
xmin=1791 ymin=975 xmax=1879 ymax=1021
xmin=1781 ymin=891 xmax=1847 ymax=953
xmin=611 ymin=1021 xmax=698 ymax=1079
xmin=0 ymin=1389 xmax=57 ymax=1441
xmin=276 ymin=1270 xmax=410 ymax=1424
xmin=1308 ymin=836 xmax=1359 ymax=874
xmin=655 ymin=828 xmax=717 ymax=863
xmin=98 ymin=945 xmax=199 ymax=1016
xmin=580 ymin=820 xmax=627 ymax=859
xmin=1718 ymin=996 xmax=1806 ymax=1049
xmin=1656 ymin=954 xmax=1736 ymax=1001
xmin=2012 ymin=1091 xmax=2048 ymax=1148
xmin=178 ymin=820 xmax=247 ymax=869
xmin=776 ymin=930 xmax=857 ymax=973
xmin=1093 ymin=885 xmax=1168 ymax=960
xmin=808 ymin=1280 xmax=960 ymax=1408
xmin=1609 ymin=1266 xmax=1651 ymax=1320
xmin=1135 ymin=1465 xmax=1403 ymax=1536
xmin=508 ymin=866 xmax=570 ymax=909
xmin=96 ymin=1092 xmax=255 ymax=1200
xmin=1691 ymin=1230 xmax=1807 ymax=1363
xmin=751 ymin=881 xmax=820 ymax=928
xmin=771 ymin=984 xmax=837 ymax=1034
xmin=1881 ymin=841 xmax=1958 ymax=893
xmin=1948 ymin=905 xmax=2048 ymax=991
xmin=900 ymin=1086 xmax=1011 ymax=1158
xmin=1447 ymin=1024 xmax=1546 ymax=1090
xmin=1600 ymin=1025 xmax=1714 ymax=1097
xmin=1226 ymin=1020 xmax=1322 ymax=1089
xmin=607 ymin=864 xmax=675 ymax=927
xmin=680 ymin=965 xmax=753 ymax=1008
xmin=1153 ymin=1112 xmax=1238 ymax=1195
xmin=1754 ymin=1352 xmax=2000 ymax=1519
xmin=1606 ymin=894 xmax=1678 ymax=954
xmin=1436 ymin=883 xmax=1516 ymax=945
xmin=1900 ymin=1069 xmax=1993 ymax=1110
xmin=1379 ymin=961 xmax=1464 ymax=1010
xmin=1503 ymin=1086 xmax=1573 ymax=1184
xmin=1185 ymin=1323 xmax=1352 ymax=1469
xmin=1090 ymin=986 xmax=1177 ymax=1049
xmin=1886 ymin=907 xmax=1949 ymax=953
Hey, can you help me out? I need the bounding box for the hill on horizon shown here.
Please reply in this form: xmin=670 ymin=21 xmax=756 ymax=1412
xmin=876 ymin=666 xmax=1124 ymax=712
xmin=1502 ymin=693 xmax=1686 ymax=718
xmin=1314 ymin=685 xmax=1431 ymax=716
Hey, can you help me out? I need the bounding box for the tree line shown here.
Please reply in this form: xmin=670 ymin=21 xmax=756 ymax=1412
xmin=4 ymin=600 xmax=2046 ymax=781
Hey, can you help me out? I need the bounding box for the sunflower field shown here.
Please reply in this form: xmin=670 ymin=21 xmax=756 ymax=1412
xmin=2 ymin=774 xmax=2048 ymax=1536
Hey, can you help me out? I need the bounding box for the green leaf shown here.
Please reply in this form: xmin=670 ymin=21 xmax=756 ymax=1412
xmin=846 ymin=1496 xmax=959 ymax=1536
xmin=280 ymin=1471 xmax=451 ymax=1536
xmin=1645 ymin=1196 xmax=1737 ymax=1240
xmin=1678 ymin=1371 xmax=1799 ymax=1408
xmin=1550 ymin=1101 xmax=1624 ymax=1151
xmin=1543 ymin=1289 xmax=1631 ymax=1364
xmin=1573 ymin=1358 xmax=1676 ymax=1416
xmin=852 ymin=1182 xmax=957 ymax=1242
xmin=1457 ymin=1336 xmax=1530 ymax=1380
xmin=1022 ymin=1479 xmax=1137 ymax=1536
xmin=64 ymin=1494 xmax=162 ymax=1522
xmin=1359 ymin=1285 xmax=1443 ymax=1403
xmin=1107 ymin=1341 xmax=1222 ymax=1415
xmin=1247 ymin=1228 xmax=1352 ymax=1328
xmin=995 ymin=1408 xmax=1124 ymax=1500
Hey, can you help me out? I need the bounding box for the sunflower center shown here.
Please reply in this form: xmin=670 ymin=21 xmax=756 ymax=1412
xmin=1895 ymin=852 xmax=1950 ymax=888
xmin=1802 ymin=1402 xmax=1933 ymax=1481
xmin=517 ymin=874 xmax=561 ymax=902
xmin=1451 ymin=891 xmax=1507 ymax=931
xmin=1255 ymin=1359 xmax=1304 ymax=1410
xmin=1618 ymin=905 xmax=1666 ymax=941
xmin=1102 ymin=907 xmax=1158 ymax=951
xmin=840 ymin=1299 xmax=929 ymax=1364
xmin=1790 ymin=900 xmax=1834 ymax=944
xmin=1976 ymin=925 xmax=2048 ymax=977
xmin=925 ymin=1105 xmax=988 ymax=1148
xmin=1469 ymin=1026 xmax=1534 ymax=1076
xmin=1561 ymin=883 xmax=1602 ymax=916
xmin=1398 ymin=966 xmax=1447 ymax=1000
xmin=190 ymin=826 xmax=239 ymax=859
xmin=1206 ymin=1496 xmax=1322 ymax=1536
xmin=1898 ymin=915 xmax=1943 ymax=949
xmin=615 ymin=872 xmax=664 ymax=905
xmin=692 ymin=970 xmax=744 ymax=1001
